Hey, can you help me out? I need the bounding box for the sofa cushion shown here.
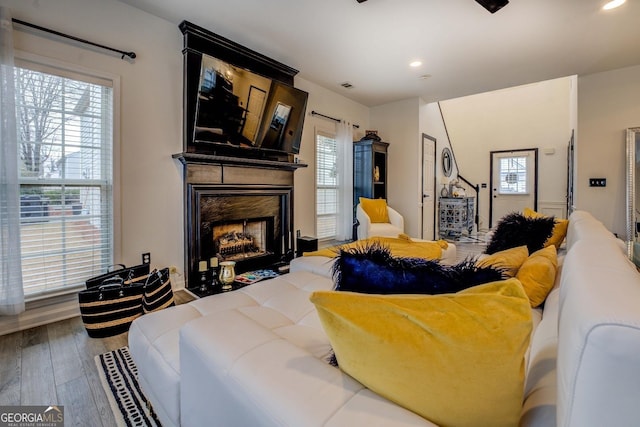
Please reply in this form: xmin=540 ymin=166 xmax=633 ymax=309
xmin=557 ymin=237 xmax=640 ymax=427
xmin=359 ymin=197 xmax=389 ymax=223
xmin=310 ymin=278 xmax=533 ymax=427
xmin=516 ymin=245 xmax=558 ymax=307
xmin=476 ymin=245 xmax=529 ymax=277
xmin=332 ymin=243 xmax=504 ymax=295
xmin=524 ymin=207 xmax=568 ymax=249
xmin=485 ymin=212 xmax=555 ymax=254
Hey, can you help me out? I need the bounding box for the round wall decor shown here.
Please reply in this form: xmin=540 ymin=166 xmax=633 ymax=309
xmin=442 ymin=147 xmax=453 ymax=177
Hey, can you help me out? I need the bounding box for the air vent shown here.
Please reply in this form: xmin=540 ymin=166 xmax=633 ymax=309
xmin=340 ymin=82 xmax=354 ymax=89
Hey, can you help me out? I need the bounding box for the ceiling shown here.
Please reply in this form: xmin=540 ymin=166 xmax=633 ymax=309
xmin=117 ymin=0 xmax=640 ymax=107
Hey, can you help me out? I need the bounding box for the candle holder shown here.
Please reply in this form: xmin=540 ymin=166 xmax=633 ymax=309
xmin=198 ymin=260 xmax=209 ymax=293
xmin=219 ymin=261 xmax=236 ymax=291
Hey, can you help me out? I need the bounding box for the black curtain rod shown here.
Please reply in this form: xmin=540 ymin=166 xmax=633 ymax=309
xmin=311 ymin=110 xmax=360 ymax=129
xmin=12 ymin=18 xmax=136 ymax=60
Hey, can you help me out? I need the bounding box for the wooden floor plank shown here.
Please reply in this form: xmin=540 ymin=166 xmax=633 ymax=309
xmin=57 ymin=375 xmax=105 ymax=427
xmin=48 ymin=319 xmax=84 ymax=387
xmin=20 ymin=325 xmax=57 ymax=405
xmin=0 ymin=330 xmax=22 ymax=405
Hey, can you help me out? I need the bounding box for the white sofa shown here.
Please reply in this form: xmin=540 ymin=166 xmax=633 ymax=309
xmin=356 ymin=203 xmax=404 ymax=240
xmin=128 ymin=210 xmax=640 ymax=427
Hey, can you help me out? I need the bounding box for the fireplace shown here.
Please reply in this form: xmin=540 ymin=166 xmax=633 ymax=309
xmin=186 ymin=182 xmax=293 ymax=289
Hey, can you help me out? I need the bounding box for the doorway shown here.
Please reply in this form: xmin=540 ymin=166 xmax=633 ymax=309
xmin=422 ymin=134 xmax=436 ymax=239
xmin=489 ymin=148 xmax=538 ymax=227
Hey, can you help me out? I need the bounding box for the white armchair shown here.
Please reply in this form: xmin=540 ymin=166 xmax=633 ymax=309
xmin=356 ymin=203 xmax=405 ymax=240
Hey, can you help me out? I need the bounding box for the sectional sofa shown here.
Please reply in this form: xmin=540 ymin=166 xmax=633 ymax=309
xmin=128 ymin=210 xmax=640 ymax=426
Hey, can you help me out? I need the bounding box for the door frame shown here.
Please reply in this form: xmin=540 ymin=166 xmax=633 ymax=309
xmin=421 ymin=133 xmax=437 ymax=240
xmin=489 ymin=148 xmax=539 ymax=228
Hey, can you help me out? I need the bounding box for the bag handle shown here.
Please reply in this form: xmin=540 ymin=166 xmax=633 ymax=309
xmin=106 ymin=264 xmax=126 ymax=272
xmin=100 ymin=276 xmax=124 ymax=287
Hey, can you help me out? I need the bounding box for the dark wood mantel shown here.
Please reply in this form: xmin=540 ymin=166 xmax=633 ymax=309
xmin=172 ymin=152 xmax=307 ymax=171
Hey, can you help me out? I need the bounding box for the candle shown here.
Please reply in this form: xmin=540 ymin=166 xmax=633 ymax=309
xmin=198 ymin=260 xmax=207 ymax=272
xmin=210 ymin=257 xmax=218 ymax=268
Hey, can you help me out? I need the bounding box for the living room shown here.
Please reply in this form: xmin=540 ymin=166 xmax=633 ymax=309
xmin=1 ymin=0 xmax=640 ymax=425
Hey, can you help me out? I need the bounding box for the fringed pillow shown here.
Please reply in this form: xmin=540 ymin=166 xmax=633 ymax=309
xmin=485 ymin=212 xmax=555 ymax=255
xmin=332 ymin=242 xmax=504 ymax=295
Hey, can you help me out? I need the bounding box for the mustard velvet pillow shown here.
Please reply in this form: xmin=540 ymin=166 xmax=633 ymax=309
xmin=359 ymin=197 xmax=390 ymax=223
xmin=476 ymin=245 xmax=528 ymax=277
xmin=523 ymin=207 xmax=568 ymax=249
xmin=310 ymin=279 xmax=532 ymax=427
xmin=516 ymin=245 xmax=558 ymax=307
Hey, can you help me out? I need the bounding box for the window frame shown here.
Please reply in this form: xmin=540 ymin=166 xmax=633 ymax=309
xmin=14 ymin=51 xmax=121 ymax=301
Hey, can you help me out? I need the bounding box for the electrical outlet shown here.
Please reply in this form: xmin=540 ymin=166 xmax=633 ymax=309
xmin=142 ymin=252 xmax=151 ymax=264
xmin=589 ymin=178 xmax=606 ymax=187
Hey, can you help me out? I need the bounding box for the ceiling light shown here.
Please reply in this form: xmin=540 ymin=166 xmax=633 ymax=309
xmin=410 ymin=61 xmax=422 ymax=68
xmin=475 ymin=0 xmax=509 ymax=13
xmin=603 ymin=0 xmax=625 ymax=10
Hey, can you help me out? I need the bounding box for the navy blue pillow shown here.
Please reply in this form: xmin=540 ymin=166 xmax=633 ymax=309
xmin=331 ymin=242 xmax=504 ymax=295
xmin=485 ymin=212 xmax=556 ymax=255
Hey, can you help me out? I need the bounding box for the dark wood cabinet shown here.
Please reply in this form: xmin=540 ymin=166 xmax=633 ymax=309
xmin=353 ymin=138 xmax=389 ymax=206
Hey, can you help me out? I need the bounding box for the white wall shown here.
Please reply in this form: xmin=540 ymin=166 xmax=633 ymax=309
xmin=293 ymin=78 xmax=370 ymax=239
xmin=370 ymin=98 xmax=422 ymax=237
xmin=437 ymin=77 xmax=574 ymax=230
xmin=577 ymin=64 xmax=640 ymax=237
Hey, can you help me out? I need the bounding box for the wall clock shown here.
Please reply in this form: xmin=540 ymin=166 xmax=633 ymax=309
xmin=442 ymin=147 xmax=453 ymax=177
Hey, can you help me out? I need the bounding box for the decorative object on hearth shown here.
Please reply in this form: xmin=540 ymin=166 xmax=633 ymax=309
xmin=95 ymin=346 xmax=161 ymax=427
xmin=198 ymin=260 xmax=209 ymax=293
xmin=219 ymin=261 xmax=236 ymax=291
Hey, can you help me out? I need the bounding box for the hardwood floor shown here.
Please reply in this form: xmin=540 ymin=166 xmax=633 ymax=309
xmin=0 ymin=290 xmax=194 ymax=426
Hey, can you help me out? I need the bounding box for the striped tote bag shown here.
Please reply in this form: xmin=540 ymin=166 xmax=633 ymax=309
xmin=142 ymin=268 xmax=175 ymax=313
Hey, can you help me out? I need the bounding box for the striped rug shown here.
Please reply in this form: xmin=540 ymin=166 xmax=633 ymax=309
xmin=95 ymin=346 xmax=162 ymax=427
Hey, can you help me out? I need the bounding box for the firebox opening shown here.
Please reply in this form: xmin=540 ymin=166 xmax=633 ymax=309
xmin=212 ymin=217 xmax=274 ymax=262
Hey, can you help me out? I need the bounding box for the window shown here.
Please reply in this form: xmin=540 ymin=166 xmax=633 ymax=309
xmin=316 ymin=131 xmax=338 ymax=240
xmin=499 ymin=156 xmax=528 ymax=194
xmin=15 ymin=59 xmax=114 ymax=298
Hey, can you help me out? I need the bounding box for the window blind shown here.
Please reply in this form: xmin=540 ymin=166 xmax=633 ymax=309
xmin=15 ymin=63 xmax=114 ymax=297
xmin=316 ymin=132 xmax=338 ymax=240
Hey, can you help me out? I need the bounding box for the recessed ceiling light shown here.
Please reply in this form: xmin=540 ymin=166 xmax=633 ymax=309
xmin=410 ymin=61 xmax=422 ymax=68
xmin=603 ymin=0 xmax=625 ymax=10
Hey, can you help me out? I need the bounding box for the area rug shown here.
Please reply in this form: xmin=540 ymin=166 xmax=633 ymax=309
xmin=95 ymin=346 xmax=162 ymax=427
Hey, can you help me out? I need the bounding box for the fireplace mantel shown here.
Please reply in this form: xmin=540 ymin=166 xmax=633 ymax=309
xmin=175 ymin=154 xmax=303 ymax=290
xmin=172 ymin=152 xmax=307 ymax=171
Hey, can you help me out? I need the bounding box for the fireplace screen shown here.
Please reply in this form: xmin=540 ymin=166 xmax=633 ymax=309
xmin=213 ymin=218 xmax=271 ymax=261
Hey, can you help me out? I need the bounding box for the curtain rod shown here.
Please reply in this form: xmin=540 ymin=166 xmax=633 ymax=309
xmin=12 ymin=18 xmax=136 ymax=61
xmin=311 ymin=110 xmax=360 ymax=129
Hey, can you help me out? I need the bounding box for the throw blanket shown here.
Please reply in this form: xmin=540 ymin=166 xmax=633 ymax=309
xmin=304 ymin=234 xmax=448 ymax=260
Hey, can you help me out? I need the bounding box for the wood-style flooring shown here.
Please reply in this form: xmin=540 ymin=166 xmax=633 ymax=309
xmin=0 ymin=290 xmax=194 ymax=426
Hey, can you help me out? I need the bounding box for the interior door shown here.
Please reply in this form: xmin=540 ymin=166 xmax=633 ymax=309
xmin=490 ymin=149 xmax=538 ymax=227
xmin=422 ymin=134 xmax=436 ymax=239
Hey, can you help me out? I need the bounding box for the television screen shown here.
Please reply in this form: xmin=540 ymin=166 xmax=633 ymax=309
xmin=193 ymin=54 xmax=308 ymax=155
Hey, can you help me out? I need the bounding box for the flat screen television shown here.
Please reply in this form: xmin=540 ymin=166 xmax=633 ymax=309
xmin=193 ymin=53 xmax=308 ymax=158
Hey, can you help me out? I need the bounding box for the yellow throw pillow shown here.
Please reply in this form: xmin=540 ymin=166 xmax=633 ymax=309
xmin=310 ymin=279 xmax=532 ymax=427
xmin=359 ymin=197 xmax=389 ymax=223
xmin=476 ymin=245 xmax=529 ymax=277
xmin=523 ymin=207 xmax=568 ymax=249
xmin=516 ymin=245 xmax=558 ymax=307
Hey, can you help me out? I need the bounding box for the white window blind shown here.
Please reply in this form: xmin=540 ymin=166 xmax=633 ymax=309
xmin=499 ymin=156 xmax=528 ymax=194
xmin=316 ymin=131 xmax=338 ymax=240
xmin=15 ymin=61 xmax=114 ymax=297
